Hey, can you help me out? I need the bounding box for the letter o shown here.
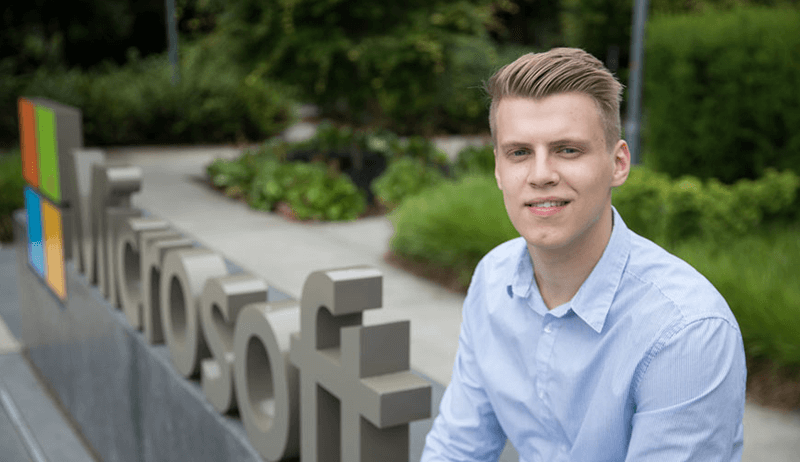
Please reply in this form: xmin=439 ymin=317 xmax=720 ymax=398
xmin=234 ymin=301 xmax=300 ymax=461
xmin=160 ymin=248 xmax=228 ymax=377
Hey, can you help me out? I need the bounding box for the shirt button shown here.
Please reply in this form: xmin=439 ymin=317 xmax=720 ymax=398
xmin=544 ymin=324 xmax=552 ymax=333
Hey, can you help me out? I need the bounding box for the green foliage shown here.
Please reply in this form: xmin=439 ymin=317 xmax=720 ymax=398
xmin=6 ymin=45 xmax=295 ymax=146
xmin=0 ymin=150 xmax=24 ymax=242
xmin=290 ymin=122 xmax=449 ymax=170
xmin=644 ymin=7 xmax=800 ymax=182
xmin=612 ymin=166 xmax=800 ymax=246
xmin=674 ymin=224 xmax=800 ymax=368
xmin=561 ymin=0 xmax=631 ymax=67
xmin=208 ymin=132 xmax=376 ymax=221
xmin=247 ymin=160 xmax=366 ymax=221
xmin=453 ymin=144 xmax=495 ymax=177
xmin=390 ymin=175 xmax=518 ymax=284
xmin=371 ymin=157 xmax=445 ymax=209
xmin=213 ymin=0 xmax=505 ymax=134
xmin=207 ymin=156 xmax=256 ymax=199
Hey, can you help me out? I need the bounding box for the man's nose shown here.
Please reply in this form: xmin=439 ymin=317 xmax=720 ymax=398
xmin=527 ymin=153 xmax=559 ymax=187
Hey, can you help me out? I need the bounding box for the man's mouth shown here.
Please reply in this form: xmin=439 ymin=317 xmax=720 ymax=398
xmin=527 ymin=200 xmax=569 ymax=208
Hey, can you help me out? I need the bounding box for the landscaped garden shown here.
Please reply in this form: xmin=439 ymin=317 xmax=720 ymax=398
xmin=2 ymin=0 xmax=799 ymax=409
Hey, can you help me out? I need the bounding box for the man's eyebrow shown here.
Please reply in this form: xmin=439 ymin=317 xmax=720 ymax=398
xmin=498 ymin=141 xmax=531 ymax=151
xmin=548 ymin=138 xmax=591 ymax=149
xmin=498 ymin=139 xmax=592 ymax=151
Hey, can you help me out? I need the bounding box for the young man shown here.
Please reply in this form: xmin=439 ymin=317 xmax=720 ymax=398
xmin=421 ymin=48 xmax=746 ymax=461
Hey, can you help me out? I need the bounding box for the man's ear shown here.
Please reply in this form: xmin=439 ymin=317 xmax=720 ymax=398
xmin=611 ymin=140 xmax=631 ymax=188
xmin=494 ymin=148 xmax=503 ymax=191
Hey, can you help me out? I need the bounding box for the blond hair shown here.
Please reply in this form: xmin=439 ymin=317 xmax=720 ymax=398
xmin=485 ymin=48 xmax=623 ymax=151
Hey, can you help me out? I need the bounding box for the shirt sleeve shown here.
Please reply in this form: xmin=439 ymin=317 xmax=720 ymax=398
xmin=421 ymin=261 xmax=507 ymax=462
xmin=625 ymin=316 xmax=747 ymax=461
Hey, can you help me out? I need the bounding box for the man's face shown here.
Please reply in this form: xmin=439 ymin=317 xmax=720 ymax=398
xmin=494 ymin=93 xmax=629 ymax=253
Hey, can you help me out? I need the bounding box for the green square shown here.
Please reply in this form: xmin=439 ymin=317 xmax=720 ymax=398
xmin=35 ymin=106 xmax=60 ymax=203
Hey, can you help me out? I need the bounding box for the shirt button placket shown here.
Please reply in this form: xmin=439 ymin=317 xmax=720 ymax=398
xmin=535 ymin=317 xmax=557 ymax=404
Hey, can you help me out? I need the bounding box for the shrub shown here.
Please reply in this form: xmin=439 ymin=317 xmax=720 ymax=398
xmin=390 ymin=175 xmax=517 ymax=285
xmin=612 ymin=166 xmax=799 ymax=246
xmin=213 ymin=0 xmax=506 ymax=134
xmin=371 ymin=157 xmax=445 ymax=210
xmin=207 ymin=156 xmax=256 ymax=199
xmin=0 ymin=150 xmax=24 ymax=242
xmin=247 ymin=160 xmax=365 ymax=221
xmin=644 ymin=7 xmax=800 ymax=182
xmin=452 ymin=144 xmax=495 ymax=178
xmin=675 ymin=224 xmax=800 ymax=369
xmin=13 ymin=46 xmax=295 ymax=146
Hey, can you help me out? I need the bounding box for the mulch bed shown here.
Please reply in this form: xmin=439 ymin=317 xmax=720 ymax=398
xmin=746 ymin=359 xmax=800 ymax=412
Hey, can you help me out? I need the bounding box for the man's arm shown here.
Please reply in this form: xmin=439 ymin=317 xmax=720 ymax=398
xmin=421 ymin=262 xmax=507 ymax=462
xmin=626 ymin=317 xmax=746 ymax=461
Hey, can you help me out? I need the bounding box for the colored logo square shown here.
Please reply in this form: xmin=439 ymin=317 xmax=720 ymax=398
xmin=42 ymin=200 xmax=66 ymax=299
xmin=18 ymin=99 xmax=39 ymax=187
xmin=24 ymin=187 xmax=45 ymax=277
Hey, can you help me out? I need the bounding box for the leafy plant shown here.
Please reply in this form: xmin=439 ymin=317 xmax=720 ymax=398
xmin=371 ymin=157 xmax=445 ymax=210
xmin=237 ymin=153 xmax=365 ymax=221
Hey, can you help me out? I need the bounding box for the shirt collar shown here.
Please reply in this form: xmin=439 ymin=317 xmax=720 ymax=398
xmin=509 ymin=207 xmax=631 ymax=333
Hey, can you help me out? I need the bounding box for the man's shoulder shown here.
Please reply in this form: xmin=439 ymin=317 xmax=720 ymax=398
xmin=621 ymin=230 xmax=736 ymax=326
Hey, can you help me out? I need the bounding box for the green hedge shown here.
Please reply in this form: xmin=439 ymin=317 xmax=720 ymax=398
xmin=4 ymin=45 xmax=295 ymax=147
xmin=645 ymin=7 xmax=800 ymax=182
xmin=675 ymin=224 xmax=800 ymax=368
xmin=389 ymin=175 xmax=518 ymax=285
xmin=389 ymin=166 xmax=799 ymax=276
xmin=0 ymin=150 xmax=24 ymax=242
xmin=613 ymin=166 xmax=799 ymax=247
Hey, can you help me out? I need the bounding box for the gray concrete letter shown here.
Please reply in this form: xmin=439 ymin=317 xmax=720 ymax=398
xmin=160 ymin=248 xmax=227 ymax=377
xmin=289 ymin=267 xmax=431 ymax=462
xmin=116 ymin=216 xmax=171 ymax=328
xmin=234 ymin=300 xmax=300 ymax=461
xmin=88 ymin=164 xmax=141 ymax=292
xmin=139 ymin=230 xmax=191 ymax=344
xmin=200 ymin=273 xmax=267 ymax=413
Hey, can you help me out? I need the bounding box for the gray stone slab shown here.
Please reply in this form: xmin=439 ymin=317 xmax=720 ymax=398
xmin=0 ymin=352 xmax=95 ymax=462
xmin=0 ymin=386 xmax=36 ymax=462
xmin=16 ymin=247 xmax=264 ymax=462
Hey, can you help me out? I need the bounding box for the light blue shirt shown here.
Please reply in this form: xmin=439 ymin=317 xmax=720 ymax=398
xmin=422 ymin=207 xmax=746 ymax=462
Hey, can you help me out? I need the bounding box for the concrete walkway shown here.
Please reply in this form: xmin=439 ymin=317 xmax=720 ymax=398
xmin=1 ymin=142 xmax=799 ymax=460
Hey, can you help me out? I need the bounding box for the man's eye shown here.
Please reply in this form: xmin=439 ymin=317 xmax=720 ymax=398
xmin=511 ymin=149 xmax=528 ymax=157
xmin=560 ymin=147 xmax=580 ymax=156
